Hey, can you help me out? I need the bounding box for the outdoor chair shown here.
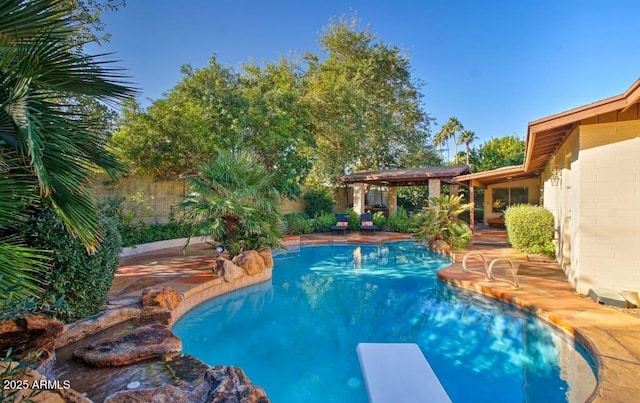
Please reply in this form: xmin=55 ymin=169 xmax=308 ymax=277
xmin=331 ymin=213 xmax=350 ymax=235
xmin=359 ymin=213 xmax=377 ymax=234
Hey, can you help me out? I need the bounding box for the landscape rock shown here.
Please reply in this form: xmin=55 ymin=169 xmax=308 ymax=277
xmin=0 ymin=315 xmax=64 ymax=363
xmin=56 ymin=307 xmax=141 ymax=348
xmin=140 ymin=287 xmax=182 ymax=325
xmin=203 ymin=366 xmax=269 ymax=402
xmin=105 ymin=385 xmax=188 ymax=403
xmin=216 ymin=258 xmax=245 ymax=282
xmin=0 ymin=362 xmax=90 ymax=403
xmin=430 ymin=240 xmax=451 ymax=255
xmin=73 ymin=324 xmax=181 ymax=367
xmin=257 ymin=248 xmax=274 ymax=269
xmin=232 ymin=250 xmax=266 ymax=276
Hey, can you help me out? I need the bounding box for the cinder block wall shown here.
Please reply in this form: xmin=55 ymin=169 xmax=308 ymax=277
xmin=93 ymin=174 xmax=187 ymax=224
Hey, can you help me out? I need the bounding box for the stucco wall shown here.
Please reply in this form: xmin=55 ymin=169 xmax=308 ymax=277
xmin=576 ymin=120 xmax=640 ymax=294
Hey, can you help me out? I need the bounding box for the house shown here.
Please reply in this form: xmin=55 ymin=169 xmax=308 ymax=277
xmin=455 ymin=78 xmax=640 ymax=295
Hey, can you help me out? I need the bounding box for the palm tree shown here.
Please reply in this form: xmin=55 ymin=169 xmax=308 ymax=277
xmin=435 ymin=117 xmax=464 ymax=162
xmin=182 ymin=150 xmax=284 ymax=256
xmin=458 ymin=129 xmax=478 ymax=165
xmin=0 ymin=0 xmax=135 ymax=297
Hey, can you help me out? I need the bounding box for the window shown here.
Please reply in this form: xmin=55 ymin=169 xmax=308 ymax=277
xmin=491 ymin=187 xmax=529 ymax=212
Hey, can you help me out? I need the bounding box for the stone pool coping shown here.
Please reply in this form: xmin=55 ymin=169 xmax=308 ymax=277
xmin=63 ymin=230 xmax=640 ymax=401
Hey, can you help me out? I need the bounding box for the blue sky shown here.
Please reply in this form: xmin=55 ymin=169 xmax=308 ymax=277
xmin=91 ymin=0 xmax=640 ymax=145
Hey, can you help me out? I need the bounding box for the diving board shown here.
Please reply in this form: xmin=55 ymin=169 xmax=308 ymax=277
xmin=356 ymin=343 xmax=451 ymax=403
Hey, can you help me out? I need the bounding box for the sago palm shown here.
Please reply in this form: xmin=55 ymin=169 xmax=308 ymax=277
xmin=182 ymin=150 xmax=284 ymax=256
xmin=0 ymin=0 xmax=135 ymax=297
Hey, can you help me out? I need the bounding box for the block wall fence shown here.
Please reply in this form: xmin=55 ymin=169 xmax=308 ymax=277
xmin=93 ymin=174 xmax=350 ymax=224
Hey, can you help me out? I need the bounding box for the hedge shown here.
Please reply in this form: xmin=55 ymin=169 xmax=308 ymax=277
xmin=504 ymin=204 xmax=555 ymax=257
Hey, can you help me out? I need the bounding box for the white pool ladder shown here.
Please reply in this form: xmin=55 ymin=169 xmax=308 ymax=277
xmin=462 ymin=252 xmax=519 ymax=288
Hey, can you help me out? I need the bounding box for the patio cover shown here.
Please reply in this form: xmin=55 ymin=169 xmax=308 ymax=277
xmin=340 ymin=165 xmax=471 ymax=186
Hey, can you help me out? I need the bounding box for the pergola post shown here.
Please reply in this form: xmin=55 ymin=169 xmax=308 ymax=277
xmin=388 ymin=186 xmax=397 ymax=215
xmin=428 ymin=179 xmax=441 ymax=206
xmin=469 ymin=185 xmax=475 ymax=233
xmin=353 ymin=182 xmax=366 ymax=215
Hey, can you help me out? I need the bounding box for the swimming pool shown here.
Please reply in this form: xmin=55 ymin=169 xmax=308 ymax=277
xmin=173 ymin=242 xmax=596 ymax=402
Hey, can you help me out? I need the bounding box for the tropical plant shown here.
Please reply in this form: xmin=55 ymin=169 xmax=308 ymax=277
xmin=458 ymin=129 xmax=478 ymax=165
xmin=413 ymin=195 xmax=473 ymax=250
xmin=182 ymin=150 xmax=284 ymax=256
xmin=504 ymin=204 xmax=555 ymax=257
xmin=435 ymin=117 xmax=464 ymax=162
xmin=0 ymin=0 xmax=134 ymax=300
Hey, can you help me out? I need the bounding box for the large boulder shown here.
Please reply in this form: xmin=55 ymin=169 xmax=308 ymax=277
xmin=140 ymin=287 xmax=183 ymax=325
xmin=203 ymin=366 xmax=269 ymax=402
xmin=257 ymin=248 xmax=274 ymax=269
xmin=429 ymin=240 xmax=451 ymax=255
xmin=105 ymin=385 xmax=188 ymax=403
xmin=216 ymin=258 xmax=245 ymax=282
xmin=232 ymin=250 xmax=266 ymax=276
xmin=73 ymin=324 xmax=181 ymax=367
xmin=0 ymin=315 xmax=64 ymax=363
xmin=105 ymin=365 xmax=270 ymax=403
xmin=0 ymin=362 xmax=91 ymax=403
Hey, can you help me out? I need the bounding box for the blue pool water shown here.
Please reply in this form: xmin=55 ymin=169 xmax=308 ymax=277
xmin=173 ymin=242 xmax=596 ymax=402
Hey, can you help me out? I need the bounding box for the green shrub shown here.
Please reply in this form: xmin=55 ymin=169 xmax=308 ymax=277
xmin=372 ymin=212 xmax=386 ymax=230
xmin=98 ymin=198 xmax=193 ymax=247
xmin=303 ymin=188 xmax=334 ymax=217
xmin=346 ymin=209 xmax=361 ymax=231
xmin=20 ymin=206 xmax=122 ymax=322
xmin=313 ymin=212 xmax=337 ymax=232
xmin=284 ymin=213 xmax=314 ymax=235
xmin=504 ymin=204 xmax=555 ymax=257
xmin=387 ymin=207 xmax=414 ymax=232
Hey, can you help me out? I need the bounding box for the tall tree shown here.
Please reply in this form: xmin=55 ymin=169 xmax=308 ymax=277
xmin=470 ymin=135 xmax=525 ymax=172
xmin=112 ymin=56 xmax=312 ymax=198
xmin=0 ymin=0 xmax=134 ymax=295
xmin=458 ymin=129 xmax=478 ymax=165
xmin=435 ymin=117 xmax=464 ymax=162
xmin=303 ymin=16 xmax=437 ymax=183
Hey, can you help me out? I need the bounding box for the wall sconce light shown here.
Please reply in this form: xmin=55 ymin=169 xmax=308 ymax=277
xmin=550 ymin=168 xmax=561 ymax=186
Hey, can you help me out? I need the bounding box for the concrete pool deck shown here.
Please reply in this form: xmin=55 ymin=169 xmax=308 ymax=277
xmin=109 ymin=229 xmax=640 ymax=402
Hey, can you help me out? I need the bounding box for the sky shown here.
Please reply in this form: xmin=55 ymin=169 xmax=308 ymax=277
xmin=89 ymin=0 xmax=640 ymax=145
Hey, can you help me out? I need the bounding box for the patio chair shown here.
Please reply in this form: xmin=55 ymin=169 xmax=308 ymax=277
xmin=359 ymin=213 xmax=377 ymax=234
xmin=331 ymin=213 xmax=350 ymax=235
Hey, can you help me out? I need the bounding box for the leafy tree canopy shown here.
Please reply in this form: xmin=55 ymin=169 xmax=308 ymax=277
xmin=304 ymin=16 xmax=439 ymax=184
xmin=469 ymin=135 xmax=525 ymax=172
xmin=112 ymin=15 xmax=440 ymax=193
xmin=112 ymin=56 xmax=313 ymax=198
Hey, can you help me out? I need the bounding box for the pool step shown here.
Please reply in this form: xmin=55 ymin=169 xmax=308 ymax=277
xmin=356 ymin=343 xmax=451 ymax=403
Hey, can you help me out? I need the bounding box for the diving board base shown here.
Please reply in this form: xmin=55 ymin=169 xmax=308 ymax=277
xmin=356 ymin=343 xmax=451 ymax=403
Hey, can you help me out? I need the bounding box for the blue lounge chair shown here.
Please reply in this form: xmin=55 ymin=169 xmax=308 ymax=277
xmin=359 ymin=213 xmax=377 ymax=234
xmin=331 ymin=213 xmax=350 ymax=235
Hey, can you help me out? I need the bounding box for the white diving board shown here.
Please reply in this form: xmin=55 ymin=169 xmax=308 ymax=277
xmin=356 ymin=343 xmax=451 ymax=403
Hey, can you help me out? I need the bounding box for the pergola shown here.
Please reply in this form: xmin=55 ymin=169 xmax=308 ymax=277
xmin=339 ymin=165 xmax=471 ymax=216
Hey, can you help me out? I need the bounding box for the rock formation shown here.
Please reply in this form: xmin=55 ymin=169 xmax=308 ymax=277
xmin=104 ymin=365 xmax=269 ymax=403
xmin=0 ymin=315 xmax=64 ymax=363
xmin=140 ymin=287 xmax=183 ymax=325
xmin=73 ymin=324 xmax=181 ymax=367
